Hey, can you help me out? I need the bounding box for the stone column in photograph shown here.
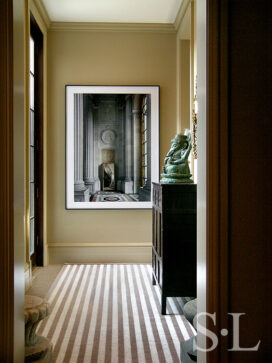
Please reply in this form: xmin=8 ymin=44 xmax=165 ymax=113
xmin=74 ymin=94 xmax=89 ymax=202
xmin=132 ymin=94 xmax=141 ymax=194
xmin=83 ymin=96 xmax=100 ymax=194
xmin=145 ymin=95 xmax=152 ymax=190
xmin=139 ymin=95 xmax=151 ymax=201
xmin=123 ymin=95 xmax=134 ymax=193
xmin=116 ymin=97 xmax=126 ymax=191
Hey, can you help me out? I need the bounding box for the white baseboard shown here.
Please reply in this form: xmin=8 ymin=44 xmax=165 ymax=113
xmin=48 ymin=244 xmax=152 ymax=264
xmin=48 ymin=242 xmax=152 ymax=247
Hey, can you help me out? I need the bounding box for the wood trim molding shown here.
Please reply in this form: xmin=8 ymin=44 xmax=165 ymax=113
xmin=206 ymin=0 xmax=229 ymax=361
xmin=49 ymin=21 xmax=176 ymax=33
xmin=48 ymin=242 xmax=152 ymax=248
xmin=32 ymin=0 xmax=50 ymax=28
xmin=0 ymin=0 xmax=14 ymax=360
xmin=31 ymin=0 xmax=191 ymax=33
xmin=174 ymin=0 xmax=191 ymax=30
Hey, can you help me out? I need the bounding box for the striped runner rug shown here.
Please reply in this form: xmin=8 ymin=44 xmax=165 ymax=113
xmin=38 ymin=264 xmax=196 ymax=363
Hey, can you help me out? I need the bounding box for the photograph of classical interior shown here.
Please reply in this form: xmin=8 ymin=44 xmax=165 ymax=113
xmin=1 ymin=0 xmax=271 ymax=362
xmin=71 ymin=92 xmax=152 ymax=204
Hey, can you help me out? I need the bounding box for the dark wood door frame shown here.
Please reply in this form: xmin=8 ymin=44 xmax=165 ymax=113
xmin=0 ymin=0 xmax=14 ymax=360
xmin=206 ymin=0 xmax=229 ymax=361
xmin=30 ymin=13 xmax=44 ymax=266
xmin=206 ymin=0 xmax=272 ymax=361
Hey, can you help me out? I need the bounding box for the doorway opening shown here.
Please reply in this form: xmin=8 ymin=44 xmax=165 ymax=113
xmin=29 ymin=13 xmax=44 ymax=267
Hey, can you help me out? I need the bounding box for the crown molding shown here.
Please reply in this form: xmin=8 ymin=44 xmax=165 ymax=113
xmin=174 ymin=0 xmax=191 ymax=31
xmin=32 ymin=0 xmax=51 ymax=28
xmin=32 ymin=0 xmax=190 ymax=33
xmin=49 ymin=21 xmax=176 ymax=33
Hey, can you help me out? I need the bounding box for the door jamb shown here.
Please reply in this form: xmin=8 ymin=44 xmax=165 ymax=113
xmin=206 ymin=0 xmax=229 ymax=361
xmin=0 ymin=0 xmax=14 ymax=359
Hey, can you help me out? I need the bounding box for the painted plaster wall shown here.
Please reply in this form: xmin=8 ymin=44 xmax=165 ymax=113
xmin=176 ymin=1 xmax=191 ymax=133
xmin=175 ymin=1 xmax=197 ymax=183
xmin=47 ymin=30 xmax=176 ymax=262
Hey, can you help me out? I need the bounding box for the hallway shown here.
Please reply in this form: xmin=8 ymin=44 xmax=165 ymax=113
xmin=28 ymin=264 xmax=196 ymax=363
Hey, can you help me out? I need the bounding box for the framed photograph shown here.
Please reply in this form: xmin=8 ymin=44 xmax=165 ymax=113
xmin=66 ymin=85 xmax=160 ymax=209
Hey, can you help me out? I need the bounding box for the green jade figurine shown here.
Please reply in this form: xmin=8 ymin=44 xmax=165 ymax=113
xmin=160 ymin=129 xmax=193 ymax=183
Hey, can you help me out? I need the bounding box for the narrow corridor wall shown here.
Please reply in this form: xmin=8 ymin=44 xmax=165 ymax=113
xmin=47 ymin=29 xmax=176 ymax=262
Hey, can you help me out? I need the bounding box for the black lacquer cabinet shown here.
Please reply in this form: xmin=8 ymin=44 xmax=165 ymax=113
xmin=152 ymin=183 xmax=197 ymax=314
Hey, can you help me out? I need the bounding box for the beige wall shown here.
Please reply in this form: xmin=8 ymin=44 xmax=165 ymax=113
xmin=176 ymin=0 xmax=191 ymax=133
xmin=176 ymin=0 xmax=197 ymax=181
xmin=47 ymin=30 xmax=176 ymax=263
xmin=178 ymin=39 xmax=191 ymax=132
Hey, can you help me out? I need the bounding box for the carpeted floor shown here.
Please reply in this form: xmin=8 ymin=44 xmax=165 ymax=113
xmin=36 ymin=264 xmax=195 ymax=363
xmin=26 ymin=264 xmax=63 ymax=298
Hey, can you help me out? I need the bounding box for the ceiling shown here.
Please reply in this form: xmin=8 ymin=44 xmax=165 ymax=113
xmin=41 ymin=0 xmax=183 ymax=23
